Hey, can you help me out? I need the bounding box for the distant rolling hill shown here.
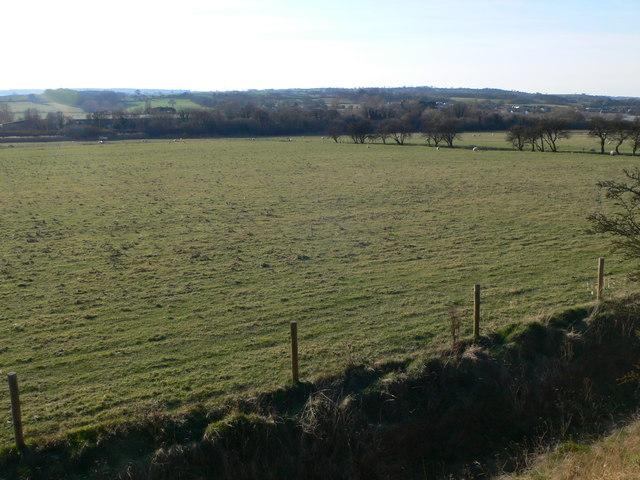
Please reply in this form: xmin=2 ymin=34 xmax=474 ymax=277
xmin=1 ymin=86 xmax=639 ymax=120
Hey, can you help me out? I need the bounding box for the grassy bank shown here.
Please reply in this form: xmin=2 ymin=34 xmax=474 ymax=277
xmin=497 ymin=417 xmax=640 ymax=480
xmin=1 ymin=295 xmax=639 ymax=479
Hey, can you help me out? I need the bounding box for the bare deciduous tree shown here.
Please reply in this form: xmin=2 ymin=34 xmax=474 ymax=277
xmin=506 ymin=123 xmax=529 ymax=151
xmin=23 ymin=108 xmax=43 ymax=130
xmin=589 ymin=116 xmax=614 ymax=154
xmin=610 ymin=118 xmax=630 ymax=154
xmin=379 ymin=118 xmax=412 ymax=145
xmin=588 ymin=168 xmax=640 ymax=267
xmin=326 ymin=121 xmax=345 ymax=143
xmin=630 ymin=119 xmax=640 ymax=156
xmin=523 ymin=123 xmax=544 ymax=152
xmin=439 ymin=119 xmax=461 ymax=148
xmin=0 ymin=103 xmax=14 ymax=123
xmin=421 ymin=113 xmax=460 ymax=148
xmin=539 ymin=116 xmax=570 ymax=152
xmin=346 ymin=119 xmax=373 ymax=144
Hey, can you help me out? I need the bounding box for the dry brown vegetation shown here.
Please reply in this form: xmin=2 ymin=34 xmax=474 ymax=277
xmin=497 ymin=418 xmax=640 ymax=480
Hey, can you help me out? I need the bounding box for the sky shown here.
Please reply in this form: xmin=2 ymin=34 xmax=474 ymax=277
xmin=4 ymin=0 xmax=640 ymax=97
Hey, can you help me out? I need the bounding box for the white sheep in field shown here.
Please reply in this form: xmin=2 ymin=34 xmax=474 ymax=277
xmin=610 ymin=150 xmax=619 ymax=156
xmin=472 ymin=147 xmax=479 ymax=151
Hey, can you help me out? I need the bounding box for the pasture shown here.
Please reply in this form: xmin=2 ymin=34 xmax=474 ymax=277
xmin=122 ymin=97 xmax=204 ymax=111
xmin=0 ymin=100 xmax=84 ymax=118
xmin=0 ymin=135 xmax=635 ymax=446
xmin=460 ymin=130 xmax=638 ymax=155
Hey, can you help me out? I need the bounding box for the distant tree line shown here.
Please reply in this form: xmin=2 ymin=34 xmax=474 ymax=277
xmin=0 ymin=104 xmax=14 ymax=123
xmin=181 ymin=87 xmax=640 ymax=114
xmin=586 ymin=116 xmax=640 ymax=155
xmin=1 ymin=93 xmax=639 ymax=155
xmin=506 ymin=115 xmax=640 ymax=154
xmin=506 ymin=116 xmax=571 ymax=152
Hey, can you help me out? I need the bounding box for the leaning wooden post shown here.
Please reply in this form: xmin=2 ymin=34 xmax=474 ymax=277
xmin=290 ymin=321 xmax=299 ymax=384
xmin=473 ymin=284 xmax=481 ymax=339
xmin=8 ymin=372 xmax=25 ymax=450
xmin=597 ymin=257 xmax=605 ymax=301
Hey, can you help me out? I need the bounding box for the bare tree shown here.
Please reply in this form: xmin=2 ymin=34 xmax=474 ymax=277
xmin=379 ymin=118 xmax=412 ymax=145
xmin=441 ymin=101 xmax=475 ymax=120
xmin=539 ymin=116 xmax=570 ymax=152
xmin=588 ymin=168 xmax=640 ymax=267
xmin=629 ymin=119 xmax=640 ymax=156
xmin=23 ymin=108 xmax=43 ymax=130
xmin=360 ymin=94 xmax=388 ymax=120
xmin=506 ymin=123 xmax=528 ymax=151
xmin=439 ymin=119 xmax=461 ymax=148
xmin=589 ymin=116 xmax=614 ymax=154
xmin=391 ymin=129 xmax=412 ymax=145
xmin=326 ymin=120 xmax=345 ymax=143
xmin=346 ymin=119 xmax=373 ymax=144
xmin=376 ymin=129 xmax=391 ymax=144
xmin=421 ymin=118 xmax=443 ymax=147
xmin=45 ymin=112 xmax=65 ymax=133
xmin=523 ymin=123 xmax=545 ymax=152
xmin=422 ymin=130 xmax=443 ymax=147
xmin=0 ymin=103 xmax=14 ymax=123
xmin=610 ymin=119 xmax=630 ymax=154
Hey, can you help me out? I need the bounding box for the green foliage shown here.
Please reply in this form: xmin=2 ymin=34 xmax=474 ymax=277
xmin=496 ymin=322 xmax=531 ymax=343
xmin=66 ymin=426 xmax=103 ymax=456
xmin=547 ymin=306 xmax=591 ymax=329
xmin=203 ymin=413 xmax=267 ymax=442
xmin=554 ymin=440 xmax=589 ymax=455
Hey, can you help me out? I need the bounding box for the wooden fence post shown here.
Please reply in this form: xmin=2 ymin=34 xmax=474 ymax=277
xmin=7 ymin=372 xmax=25 ymax=450
xmin=290 ymin=321 xmax=299 ymax=384
xmin=473 ymin=284 xmax=481 ymax=339
xmin=597 ymin=257 xmax=605 ymax=301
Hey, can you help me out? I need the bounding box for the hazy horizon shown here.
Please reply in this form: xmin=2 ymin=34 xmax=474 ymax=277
xmin=6 ymin=0 xmax=640 ymax=97
xmin=2 ymin=85 xmax=639 ymax=100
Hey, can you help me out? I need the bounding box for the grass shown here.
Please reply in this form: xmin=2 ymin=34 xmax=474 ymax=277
xmin=0 ymin=101 xmax=84 ymax=117
xmin=496 ymin=417 xmax=640 ymax=479
xmin=3 ymin=295 xmax=637 ymax=479
xmin=123 ymin=97 xmax=204 ymax=111
xmin=458 ymin=130 xmax=638 ymax=155
xmin=0 ymin=95 xmax=201 ymax=118
xmin=0 ymin=135 xmax=636 ymax=447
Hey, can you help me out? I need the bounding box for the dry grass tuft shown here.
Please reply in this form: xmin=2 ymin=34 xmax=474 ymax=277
xmin=497 ymin=418 xmax=640 ymax=480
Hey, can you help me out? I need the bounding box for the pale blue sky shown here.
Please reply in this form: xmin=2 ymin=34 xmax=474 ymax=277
xmin=5 ymin=0 xmax=640 ymax=96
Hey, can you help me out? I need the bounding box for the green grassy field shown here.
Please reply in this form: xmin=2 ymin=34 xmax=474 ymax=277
xmin=123 ymin=97 xmax=204 ymax=111
xmin=0 ymin=100 xmax=84 ymax=117
xmin=0 ymin=135 xmax=636 ymax=446
xmin=459 ymin=130 xmax=637 ymax=154
xmin=0 ymin=95 xmax=201 ymax=118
